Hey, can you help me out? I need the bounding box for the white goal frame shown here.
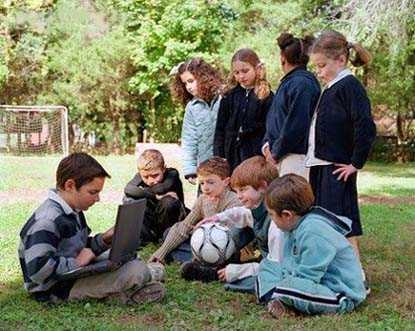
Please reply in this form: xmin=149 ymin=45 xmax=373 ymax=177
xmin=0 ymin=105 xmax=69 ymax=156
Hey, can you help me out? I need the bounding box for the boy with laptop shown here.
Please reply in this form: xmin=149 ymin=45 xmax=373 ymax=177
xmin=18 ymin=153 xmax=165 ymax=304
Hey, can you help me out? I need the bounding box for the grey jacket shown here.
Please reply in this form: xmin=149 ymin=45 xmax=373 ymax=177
xmin=181 ymin=96 xmax=221 ymax=177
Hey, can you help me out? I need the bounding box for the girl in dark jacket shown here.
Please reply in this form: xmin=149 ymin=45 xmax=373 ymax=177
xmin=263 ymin=33 xmax=321 ymax=179
xmin=214 ymin=48 xmax=273 ymax=171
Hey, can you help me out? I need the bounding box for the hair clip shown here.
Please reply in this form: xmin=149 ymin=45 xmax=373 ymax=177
xmin=347 ymin=42 xmax=354 ymax=49
xmin=169 ymin=61 xmax=184 ymax=76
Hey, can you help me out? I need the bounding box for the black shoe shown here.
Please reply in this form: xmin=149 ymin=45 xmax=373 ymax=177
xmin=180 ymin=261 xmax=218 ymax=282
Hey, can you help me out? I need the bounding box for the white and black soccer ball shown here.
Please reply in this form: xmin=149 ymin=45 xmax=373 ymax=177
xmin=190 ymin=223 xmax=236 ymax=266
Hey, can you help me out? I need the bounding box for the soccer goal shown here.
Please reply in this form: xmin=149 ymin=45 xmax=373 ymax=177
xmin=0 ymin=105 xmax=69 ymax=156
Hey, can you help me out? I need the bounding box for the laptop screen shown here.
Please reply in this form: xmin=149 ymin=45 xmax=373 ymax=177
xmin=109 ymin=199 xmax=146 ymax=262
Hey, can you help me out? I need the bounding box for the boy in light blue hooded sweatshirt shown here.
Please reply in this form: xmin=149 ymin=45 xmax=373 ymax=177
xmin=258 ymin=174 xmax=366 ymax=318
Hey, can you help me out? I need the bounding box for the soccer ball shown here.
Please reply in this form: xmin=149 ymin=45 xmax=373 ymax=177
xmin=190 ymin=223 xmax=236 ymax=266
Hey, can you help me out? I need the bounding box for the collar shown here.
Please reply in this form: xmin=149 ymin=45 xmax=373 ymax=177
xmin=189 ymin=95 xmax=219 ymax=108
xmin=280 ymin=65 xmax=307 ymax=82
xmin=48 ymin=189 xmax=77 ymax=215
xmin=326 ymin=68 xmax=352 ymax=89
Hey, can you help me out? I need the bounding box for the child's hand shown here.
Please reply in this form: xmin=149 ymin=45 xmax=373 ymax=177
xmin=164 ymin=191 xmax=179 ymax=200
xmin=333 ymin=163 xmax=357 ymax=182
xmin=148 ymin=255 xmax=164 ymax=265
xmin=187 ymin=176 xmax=197 ymax=185
xmin=75 ymin=248 xmax=96 ymax=267
xmin=102 ymin=226 xmax=114 ymax=245
xmin=194 ymin=215 xmax=220 ymax=229
xmin=217 ymin=268 xmax=227 ymax=282
xmin=263 ymin=144 xmax=277 ymax=165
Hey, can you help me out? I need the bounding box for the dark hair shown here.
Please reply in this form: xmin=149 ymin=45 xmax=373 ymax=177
xmin=225 ymin=48 xmax=271 ymax=100
xmin=311 ymin=30 xmax=371 ymax=67
xmin=277 ymin=32 xmax=315 ymax=67
xmin=231 ymin=156 xmax=278 ymax=190
xmin=56 ymin=153 xmax=111 ymax=190
xmin=265 ymin=174 xmax=314 ymax=216
xmin=170 ymin=57 xmax=223 ymax=106
xmin=197 ymin=156 xmax=230 ymax=179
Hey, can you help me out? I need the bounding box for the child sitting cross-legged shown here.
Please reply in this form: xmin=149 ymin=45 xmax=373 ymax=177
xmin=259 ymin=174 xmax=366 ymax=318
xmin=189 ymin=156 xmax=282 ymax=289
xmin=18 ymin=153 xmax=165 ymax=304
xmin=148 ymin=156 xmax=241 ymax=264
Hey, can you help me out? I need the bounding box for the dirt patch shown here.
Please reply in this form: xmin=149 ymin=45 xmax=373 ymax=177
xmin=116 ymin=311 xmax=165 ymax=327
xmin=359 ymin=194 xmax=415 ymax=205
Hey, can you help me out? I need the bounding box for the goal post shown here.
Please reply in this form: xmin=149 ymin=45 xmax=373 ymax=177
xmin=0 ymin=105 xmax=69 ymax=156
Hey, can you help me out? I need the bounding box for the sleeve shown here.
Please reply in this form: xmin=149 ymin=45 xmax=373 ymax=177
xmin=87 ymin=233 xmax=110 ymax=256
xmin=150 ymin=169 xmax=180 ymax=196
xmin=150 ymin=197 xmax=203 ymax=261
xmin=225 ymin=262 xmax=260 ymax=282
xmin=217 ymin=207 xmax=254 ymax=229
xmin=263 ymin=94 xmax=278 ymax=146
xmin=348 ymin=83 xmax=377 ymax=169
xmin=124 ymin=174 xmax=155 ymax=200
xmin=294 ymin=231 xmax=337 ymax=283
xmin=271 ymin=84 xmax=317 ymax=160
xmin=213 ymin=95 xmax=229 ymax=157
xmin=181 ymin=104 xmax=199 ymax=177
xmin=23 ymin=224 xmax=78 ymax=284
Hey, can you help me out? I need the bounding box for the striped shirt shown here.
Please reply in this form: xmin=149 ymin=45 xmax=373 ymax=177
xmin=18 ymin=189 xmax=109 ymax=296
xmin=151 ymin=189 xmax=241 ymax=261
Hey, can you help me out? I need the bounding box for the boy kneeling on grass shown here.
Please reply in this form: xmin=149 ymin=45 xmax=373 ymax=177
xmin=259 ymin=174 xmax=366 ymax=318
xmin=18 ymin=153 xmax=165 ymax=304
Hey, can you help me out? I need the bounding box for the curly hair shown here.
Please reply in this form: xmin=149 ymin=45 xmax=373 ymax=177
xmin=170 ymin=58 xmax=223 ymax=106
xmin=225 ymin=48 xmax=271 ymax=100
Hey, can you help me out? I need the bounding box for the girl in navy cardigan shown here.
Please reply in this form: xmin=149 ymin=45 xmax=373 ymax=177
xmin=263 ymin=33 xmax=321 ymax=179
xmin=214 ymin=48 xmax=273 ymax=171
xmin=306 ymin=30 xmax=376 ymax=286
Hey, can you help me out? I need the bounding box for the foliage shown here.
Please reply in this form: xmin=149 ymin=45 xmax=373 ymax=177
xmin=0 ymin=0 xmax=414 ymax=160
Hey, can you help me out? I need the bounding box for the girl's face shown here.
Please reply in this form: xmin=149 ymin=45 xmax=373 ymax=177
xmin=310 ymin=52 xmax=346 ymax=84
xmin=232 ymin=60 xmax=256 ymax=88
xmin=180 ymin=71 xmax=198 ymax=97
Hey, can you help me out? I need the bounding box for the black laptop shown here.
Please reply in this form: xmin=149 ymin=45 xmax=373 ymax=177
xmin=58 ymin=199 xmax=146 ymax=280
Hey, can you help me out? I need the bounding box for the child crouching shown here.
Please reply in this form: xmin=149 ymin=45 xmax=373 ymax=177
xmin=259 ymin=174 xmax=366 ymax=317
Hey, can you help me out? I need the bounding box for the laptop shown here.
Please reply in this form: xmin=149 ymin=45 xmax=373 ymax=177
xmin=58 ymin=199 xmax=146 ymax=281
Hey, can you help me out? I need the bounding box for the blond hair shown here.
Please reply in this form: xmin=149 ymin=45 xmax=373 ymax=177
xmin=137 ymin=149 xmax=165 ymax=171
xmin=230 ymin=156 xmax=278 ymax=190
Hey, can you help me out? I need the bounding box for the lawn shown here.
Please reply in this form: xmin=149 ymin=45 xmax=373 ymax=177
xmin=0 ymin=152 xmax=414 ymax=330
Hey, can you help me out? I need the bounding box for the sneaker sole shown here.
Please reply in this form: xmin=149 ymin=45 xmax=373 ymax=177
xmin=130 ymin=282 xmax=166 ymax=304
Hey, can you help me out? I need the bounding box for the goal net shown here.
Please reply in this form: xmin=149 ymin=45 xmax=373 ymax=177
xmin=0 ymin=105 xmax=69 ymax=156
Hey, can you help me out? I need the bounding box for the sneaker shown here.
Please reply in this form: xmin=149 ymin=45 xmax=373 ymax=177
xmin=267 ymin=299 xmax=288 ymax=319
xmin=364 ymin=279 xmax=371 ymax=296
xmin=130 ymin=282 xmax=165 ymax=304
xmin=147 ymin=262 xmax=165 ymax=282
xmin=180 ymin=261 xmax=218 ymax=282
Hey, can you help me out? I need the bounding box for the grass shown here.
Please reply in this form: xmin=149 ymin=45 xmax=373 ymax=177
xmin=0 ymin=154 xmax=414 ymax=330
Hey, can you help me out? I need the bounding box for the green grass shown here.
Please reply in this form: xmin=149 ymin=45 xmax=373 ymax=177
xmin=1 ymin=155 xmax=414 ymax=330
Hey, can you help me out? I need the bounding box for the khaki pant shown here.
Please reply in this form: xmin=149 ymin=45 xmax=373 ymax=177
xmin=277 ymin=154 xmax=309 ymax=180
xmin=68 ymin=259 xmax=151 ymax=301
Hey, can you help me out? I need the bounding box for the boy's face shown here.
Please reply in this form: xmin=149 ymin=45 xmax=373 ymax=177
xmin=64 ymin=177 xmax=105 ymax=211
xmin=199 ymin=174 xmax=230 ymax=200
xmin=234 ymin=185 xmax=264 ymax=209
xmin=267 ymin=208 xmax=298 ymax=232
xmin=140 ymin=167 xmax=165 ymax=187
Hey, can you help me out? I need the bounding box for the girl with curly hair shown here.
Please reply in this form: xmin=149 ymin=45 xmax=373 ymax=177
xmin=170 ymin=58 xmax=223 ymax=185
xmin=214 ymin=48 xmax=273 ymax=171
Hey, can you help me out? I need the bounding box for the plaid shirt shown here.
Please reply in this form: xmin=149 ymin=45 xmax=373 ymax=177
xmin=151 ymin=189 xmax=241 ymax=261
